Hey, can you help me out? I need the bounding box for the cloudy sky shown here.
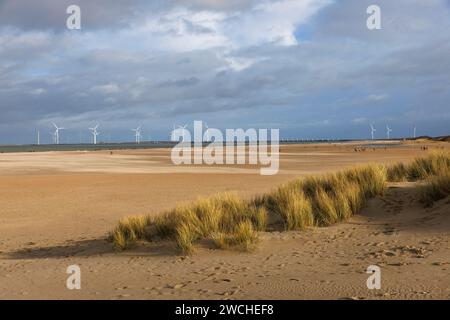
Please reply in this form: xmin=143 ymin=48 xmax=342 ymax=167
xmin=0 ymin=0 xmax=449 ymax=144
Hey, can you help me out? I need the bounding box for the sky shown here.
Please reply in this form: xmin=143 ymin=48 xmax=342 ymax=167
xmin=0 ymin=0 xmax=449 ymax=144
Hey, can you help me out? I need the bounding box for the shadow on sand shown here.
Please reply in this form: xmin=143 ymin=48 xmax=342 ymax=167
xmin=3 ymin=238 xmax=182 ymax=260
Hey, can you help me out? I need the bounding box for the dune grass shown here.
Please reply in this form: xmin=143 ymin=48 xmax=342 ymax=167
xmin=109 ymin=152 xmax=449 ymax=254
xmin=387 ymin=151 xmax=450 ymax=182
xmin=108 ymin=215 xmax=150 ymax=250
xmin=213 ymin=221 xmax=259 ymax=251
xmin=419 ymin=170 xmax=450 ymax=207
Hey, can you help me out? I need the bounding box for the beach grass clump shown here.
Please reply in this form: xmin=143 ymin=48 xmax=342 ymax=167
xmin=312 ymin=189 xmax=339 ymax=226
xmin=213 ymin=221 xmax=258 ymax=251
xmin=298 ymin=166 xmax=386 ymax=226
xmin=342 ymin=164 xmax=387 ymax=198
xmin=387 ymin=151 xmax=450 ymax=182
xmin=109 ymin=215 xmax=150 ymax=251
xmin=216 ymin=193 xmax=256 ymax=232
xmin=175 ymin=222 xmax=200 ymax=255
xmin=247 ymin=205 xmax=268 ymax=231
xmin=419 ymin=170 xmax=450 ymax=207
xmin=387 ymin=162 xmax=408 ymax=182
xmin=111 ymin=193 xmax=266 ymax=254
xmin=408 ymin=151 xmax=450 ymax=180
xmin=264 ymin=183 xmax=314 ymax=230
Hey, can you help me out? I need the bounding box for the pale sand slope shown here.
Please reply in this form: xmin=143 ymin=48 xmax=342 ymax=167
xmin=0 ymin=142 xmax=448 ymax=299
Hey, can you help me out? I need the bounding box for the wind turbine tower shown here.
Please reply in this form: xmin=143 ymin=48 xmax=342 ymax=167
xmin=51 ymin=122 xmax=64 ymax=145
xmin=132 ymin=126 xmax=142 ymax=144
xmin=89 ymin=124 xmax=100 ymax=145
xmin=386 ymin=125 xmax=392 ymax=140
xmin=370 ymin=124 xmax=376 ymax=140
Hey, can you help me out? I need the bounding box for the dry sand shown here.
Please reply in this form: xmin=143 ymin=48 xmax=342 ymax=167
xmin=0 ymin=141 xmax=449 ymax=299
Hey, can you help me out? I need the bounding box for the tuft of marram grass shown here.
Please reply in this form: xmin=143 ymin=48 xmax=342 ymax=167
xmin=248 ymin=205 xmax=268 ymax=231
xmin=175 ymin=222 xmax=199 ymax=255
xmin=312 ymin=189 xmax=339 ymax=226
xmin=109 ymin=215 xmax=151 ymax=251
xmin=213 ymin=220 xmax=258 ymax=251
xmin=110 ymin=228 xmax=129 ymax=251
xmin=419 ymin=169 xmax=450 ymax=207
xmin=387 ymin=151 xmax=450 ymax=182
xmin=342 ymin=164 xmax=387 ymax=198
xmin=109 ymin=153 xmax=449 ymax=254
xmin=265 ymin=183 xmax=314 ymax=230
xmin=387 ymin=162 xmax=408 ymax=182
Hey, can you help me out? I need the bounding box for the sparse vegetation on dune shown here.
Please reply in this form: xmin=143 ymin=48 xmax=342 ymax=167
xmin=264 ymin=164 xmax=387 ymax=229
xmin=387 ymin=151 xmax=450 ymax=182
xmin=419 ymin=170 xmax=450 ymax=207
xmin=108 ymin=215 xmax=150 ymax=250
xmin=213 ymin=221 xmax=259 ymax=251
xmin=110 ymin=193 xmax=268 ymax=253
xmin=109 ymin=153 xmax=450 ymax=254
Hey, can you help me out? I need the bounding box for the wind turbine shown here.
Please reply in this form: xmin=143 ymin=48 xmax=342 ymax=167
xmin=37 ymin=130 xmax=40 ymax=145
xmin=413 ymin=124 xmax=417 ymax=138
xmin=89 ymin=124 xmax=100 ymax=145
xmin=386 ymin=124 xmax=392 ymax=140
xmin=51 ymin=122 xmax=64 ymax=144
xmin=132 ymin=126 xmax=142 ymax=144
xmin=370 ymin=124 xmax=376 ymax=140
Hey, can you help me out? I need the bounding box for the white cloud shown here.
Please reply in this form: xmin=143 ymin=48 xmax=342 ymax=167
xmin=126 ymin=0 xmax=331 ymax=52
xmin=29 ymin=88 xmax=47 ymax=95
xmin=91 ymin=83 xmax=121 ymax=94
xmin=367 ymin=94 xmax=389 ymax=102
xmin=352 ymin=117 xmax=367 ymax=124
xmin=220 ymin=55 xmax=266 ymax=72
xmin=227 ymin=0 xmax=331 ymax=47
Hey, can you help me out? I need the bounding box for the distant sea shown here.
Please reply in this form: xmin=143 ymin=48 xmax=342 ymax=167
xmin=0 ymin=140 xmax=403 ymax=153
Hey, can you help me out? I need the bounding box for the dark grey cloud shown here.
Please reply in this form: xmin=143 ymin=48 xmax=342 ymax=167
xmin=0 ymin=0 xmax=148 ymax=31
xmin=0 ymin=0 xmax=256 ymax=32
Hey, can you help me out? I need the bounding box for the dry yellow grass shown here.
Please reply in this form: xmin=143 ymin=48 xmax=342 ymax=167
xmin=419 ymin=169 xmax=450 ymax=207
xmin=109 ymin=215 xmax=150 ymax=250
xmin=387 ymin=151 xmax=450 ymax=181
xmin=213 ymin=221 xmax=258 ymax=251
xmin=264 ymin=183 xmax=314 ymax=230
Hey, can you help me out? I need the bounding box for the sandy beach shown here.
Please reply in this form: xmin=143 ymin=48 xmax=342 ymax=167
xmin=0 ymin=141 xmax=449 ymax=299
